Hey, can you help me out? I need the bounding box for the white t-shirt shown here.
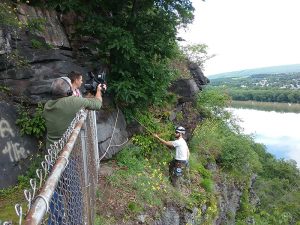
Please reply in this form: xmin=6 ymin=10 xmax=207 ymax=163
xmin=172 ymin=137 xmax=189 ymax=160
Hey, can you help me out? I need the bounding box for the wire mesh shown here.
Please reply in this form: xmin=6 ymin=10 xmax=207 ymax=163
xmin=4 ymin=110 xmax=99 ymax=225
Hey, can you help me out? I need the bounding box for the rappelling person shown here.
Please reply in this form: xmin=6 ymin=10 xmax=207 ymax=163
xmin=153 ymin=126 xmax=190 ymax=186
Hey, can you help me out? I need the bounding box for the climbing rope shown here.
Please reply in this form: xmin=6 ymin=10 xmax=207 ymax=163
xmin=98 ymin=108 xmax=192 ymax=189
xmin=130 ymin=114 xmax=193 ymax=188
xmin=99 ymin=107 xmax=128 ymax=161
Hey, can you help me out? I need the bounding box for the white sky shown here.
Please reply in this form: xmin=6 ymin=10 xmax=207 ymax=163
xmin=179 ymin=0 xmax=300 ymax=76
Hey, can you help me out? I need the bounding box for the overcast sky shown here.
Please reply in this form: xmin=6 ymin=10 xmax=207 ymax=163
xmin=179 ymin=0 xmax=300 ymax=76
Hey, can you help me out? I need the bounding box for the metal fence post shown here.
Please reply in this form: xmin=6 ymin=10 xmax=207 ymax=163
xmin=24 ymin=114 xmax=86 ymax=225
xmin=91 ymin=111 xmax=100 ymax=174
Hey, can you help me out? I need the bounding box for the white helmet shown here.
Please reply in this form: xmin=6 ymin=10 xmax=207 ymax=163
xmin=175 ymin=126 xmax=186 ymax=134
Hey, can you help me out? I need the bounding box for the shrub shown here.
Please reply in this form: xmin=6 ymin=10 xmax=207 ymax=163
xmin=16 ymin=103 xmax=46 ymax=139
xmin=196 ymin=87 xmax=231 ymax=119
xmin=201 ymin=178 xmax=214 ymax=192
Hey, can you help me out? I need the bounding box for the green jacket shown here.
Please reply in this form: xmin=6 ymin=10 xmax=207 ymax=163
xmin=43 ymin=96 xmax=102 ymax=148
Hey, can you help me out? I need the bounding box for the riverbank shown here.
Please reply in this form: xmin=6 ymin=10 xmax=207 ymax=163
xmin=231 ymin=100 xmax=300 ymax=113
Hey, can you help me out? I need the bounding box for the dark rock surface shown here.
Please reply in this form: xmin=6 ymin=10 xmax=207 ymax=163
xmin=214 ymin=177 xmax=243 ymax=225
xmin=0 ymin=101 xmax=38 ymax=188
xmin=17 ymin=4 xmax=71 ymax=48
xmin=0 ymin=4 xmax=103 ymax=186
xmin=96 ymin=97 xmax=128 ymax=160
xmin=188 ymin=61 xmax=210 ymax=88
xmin=154 ymin=205 xmax=202 ymax=225
xmin=0 ymin=28 xmax=11 ymax=54
xmin=0 ymin=4 xmax=92 ymax=103
xmin=169 ymin=78 xmax=199 ymax=103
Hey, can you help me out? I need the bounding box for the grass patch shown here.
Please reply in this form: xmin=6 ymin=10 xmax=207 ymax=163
xmin=0 ymin=187 xmax=26 ymax=223
xmin=94 ymin=214 xmax=116 ymax=225
xmin=97 ymin=139 xmax=217 ymax=223
xmin=0 ymin=153 xmax=44 ymax=222
xmin=127 ymin=201 xmax=143 ymax=214
xmin=109 ymin=146 xmax=173 ymax=208
xmin=201 ymin=178 xmax=214 ymax=192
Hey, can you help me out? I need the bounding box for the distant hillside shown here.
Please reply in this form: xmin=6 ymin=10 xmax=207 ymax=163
xmin=208 ymin=64 xmax=300 ymax=79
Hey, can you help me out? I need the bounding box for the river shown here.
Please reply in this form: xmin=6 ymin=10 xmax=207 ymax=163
xmin=228 ymin=104 xmax=300 ymax=168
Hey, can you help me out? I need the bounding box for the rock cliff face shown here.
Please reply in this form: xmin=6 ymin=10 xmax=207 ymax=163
xmin=0 ymin=4 xmax=86 ymax=103
xmin=0 ymin=101 xmax=38 ymax=188
xmin=0 ymin=3 xmax=128 ymax=187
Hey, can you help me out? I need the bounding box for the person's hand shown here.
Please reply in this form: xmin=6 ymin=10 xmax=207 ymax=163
xmin=153 ymin=133 xmax=159 ymax=138
xmin=95 ymin=84 xmax=106 ymax=99
xmin=102 ymin=83 xmax=107 ymax=91
xmin=97 ymin=84 xmax=102 ymax=92
xmin=97 ymin=83 xmax=107 ymax=92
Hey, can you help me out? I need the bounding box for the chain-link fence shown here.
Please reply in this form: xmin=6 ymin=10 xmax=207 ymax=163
xmin=4 ymin=109 xmax=99 ymax=225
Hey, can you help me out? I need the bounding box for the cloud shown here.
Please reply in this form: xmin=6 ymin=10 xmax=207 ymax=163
xmin=179 ymin=0 xmax=300 ymax=75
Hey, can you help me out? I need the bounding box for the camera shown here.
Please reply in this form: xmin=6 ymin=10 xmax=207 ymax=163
xmin=84 ymin=71 xmax=106 ymax=95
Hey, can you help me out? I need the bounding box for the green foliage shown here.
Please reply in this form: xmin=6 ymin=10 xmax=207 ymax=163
xmin=6 ymin=50 xmax=29 ymax=68
xmin=127 ymin=110 xmax=174 ymax=157
xmin=116 ymin=146 xmax=145 ymax=172
xmin=191 ymin=119 xmax=262 ymax=181
xmin=0 ymin=153 xmax=44 ymax=222
xmin=17 ymin=153 xmax=44 ymax=187
xmin=127 ymin=201 xmax=143 ymax=214
xmin=228 ymin=88 xmax=300 ymax=103
xmin=202 ymin=195 xmax=219 ymax=225
xmin=201 ymin=178 xmax=214 ymax=192
xmin=211 ymin=73 xmax=300 ymax=103
xmin=30 ymin=38 xmax=52 ymax=49
xmin=236 ymin=189 xmax=254 ymax=221
xmin=0 ymin=85 xmax=10 ymax=93
xmin=192 ymin=88 xmax=264 ymax=180
xmin=241 ymin=210 xmax=295 ymax=225
xmin=189 ymin=157 xmax=212 ymax=180
xmin=108 ymin=146 xmax=174 ymax=212
xmin=219 ymin=133 xmax=262 ymax=177
xmin=190 ymin=119 xmax=223 ymax=158
xmin=195 ymin=80 xmax=300 ymax=224
xmin=16 ymin=103 xmax=46 ymax=138
xmin=94 ymin=214 xmax=116 ymax=225
xmin=40 ymin=0 xmax=195 ymax=107
xmin=188 ymin=191 xmax=206 ymax=208
xmin=26 ymin=18 xmax=46 ymax=33
xmin=232 ymin=138 xmax=300 ymax=224
xmin=197 ymin=164 xmax=212 ymax=179
xmin=132 ymin=134 xmax=158 ymax=156
xmin=252 ymin=158 xmax=300 ymax=223
xmin=0 ymin=1 xmax=20 ymax=27
xmin=31 ymin=39 xmax=44 ymax=48
xmin=0 ymin=187 xmax=25 ymax=223
xmin=181 ymin=43 xmax=215 ymax=70
xmin=196 ymin=87 xmax=231 ymax=119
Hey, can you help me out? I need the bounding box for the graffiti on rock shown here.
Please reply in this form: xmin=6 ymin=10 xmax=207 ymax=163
xmin=0 ymin=119 xmax=15 ymax=138
xmin=0 ymin=119 xmax=30 ymax=162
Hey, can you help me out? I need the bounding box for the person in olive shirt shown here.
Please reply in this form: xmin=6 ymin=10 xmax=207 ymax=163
xmin=43 ymin=77 xmax=106 ymax=224
xmin=43 ymin=76 xmax=106 ymax=148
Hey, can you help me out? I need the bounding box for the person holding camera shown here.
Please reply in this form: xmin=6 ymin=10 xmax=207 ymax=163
xmin=43 ymin=76 xmax=106 ymax=148
xmin=68 ymin=71 xmax=83 ymax=97
xmin=153 ymin=126 xmax=190 ymax=186
xmin=43 ymin=76 xmax=106 ymax=224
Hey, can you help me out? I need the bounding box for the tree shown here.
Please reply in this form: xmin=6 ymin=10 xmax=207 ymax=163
xmin=43 ymin=0 xmax=195 ymax=107
xmin=181 ymin=43 xmax=215 ymax=70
